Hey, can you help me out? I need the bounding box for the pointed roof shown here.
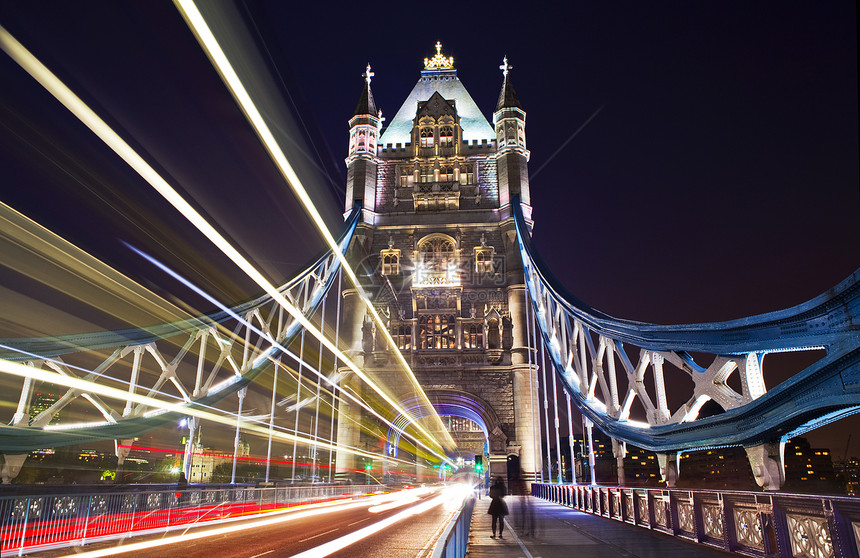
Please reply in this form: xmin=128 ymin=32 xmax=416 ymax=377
xmin=495 ymin=56 xmax=522 ymax=111
xmin=379 ymin=44 xmax=494 ymax=145
xmin=353 ymin=64 xmax=378 ymax=117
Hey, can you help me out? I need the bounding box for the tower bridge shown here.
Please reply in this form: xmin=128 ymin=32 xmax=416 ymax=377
xmin=0 ymin=5 xmax=859 ymax=557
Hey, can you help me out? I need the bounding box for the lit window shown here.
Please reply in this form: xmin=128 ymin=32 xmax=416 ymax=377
xmin=392 ymin=324 xmax=412 ymax=350
xmin=463 ymin=324 xmax=483 ymax=349
xmin=381 ymin=248 xmax=400 ymax=275
xmin=357 ymin=130 xmax=366 ymax=151
xmin=439 ymin=126 xmax=454 ymax=147
xmin=418 ymin=314 xmax=456 ymax=349
xmin=439 ymin=166 xmax=455 ymax=182
xmin=420 ymin=128 xmax=434 ymax=148
xmin=475 ymin=247 xmax=494 ymax=273
xmin=459 ymin=164 xmax=475 ymax=185
xmin=420 ymin=167 xmax=434 ymax=183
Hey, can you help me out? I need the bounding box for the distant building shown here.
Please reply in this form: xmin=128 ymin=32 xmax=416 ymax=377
xmin=782 ymin=437 xmax=841 ymax=494
xmin=834 ymin=457 xmax=859 ymax=495
xmin=678 ymin=447 xmax=757 ymax=490
xmin=29 ymin=392 xmax=61 ymax=425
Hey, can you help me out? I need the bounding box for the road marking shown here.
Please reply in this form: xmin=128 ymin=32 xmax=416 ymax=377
xmin=348 ymin=518 xmax=369 ymax=526
xmin=299 ymin=528 xmax=338 ymax=543
xmin=250 ymin=551 xmax=274 ymax=558
xmin=503 ymin=518 xmax=535 ymax=558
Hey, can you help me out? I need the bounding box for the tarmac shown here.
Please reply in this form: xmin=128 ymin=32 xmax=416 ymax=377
xmin=467 ymin=493 xmax=734 ymax=558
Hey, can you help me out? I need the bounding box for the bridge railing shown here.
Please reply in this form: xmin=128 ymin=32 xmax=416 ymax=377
xmin=532 ymin=482 xmax=860 ymax=558
xmin=0 ymin=483 xmax=383 ymax=556
xmin=432 ymin=494 xmax=475 ymax=558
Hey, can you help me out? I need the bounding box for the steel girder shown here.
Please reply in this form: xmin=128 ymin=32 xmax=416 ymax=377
xmin=0 ymin=207 xmax=359 ymax=452
xmin=512 ymin=197 xmax=860 ymax=453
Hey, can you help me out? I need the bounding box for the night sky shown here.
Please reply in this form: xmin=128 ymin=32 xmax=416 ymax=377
xmin=1 ymin=2 xmax=858 ymax=455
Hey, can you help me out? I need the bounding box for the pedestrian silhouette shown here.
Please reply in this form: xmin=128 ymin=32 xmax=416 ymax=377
xmin=487 ymin=477 xmax=508 ymax=539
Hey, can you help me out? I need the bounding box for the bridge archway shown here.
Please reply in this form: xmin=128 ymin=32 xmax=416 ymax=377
xmin=386 ymin=389 xmax=508 ymax=481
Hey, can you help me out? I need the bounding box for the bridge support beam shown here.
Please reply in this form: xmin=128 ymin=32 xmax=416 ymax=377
xmin=612 ymin=439 xmax=626 ymax=486
xmin=657 ymin=452 xmax=679 ymax=487
xmin=0 ymin=454 xmax=27 ymax=484
xmin=745 ymin=441 xmax=785 ymax=491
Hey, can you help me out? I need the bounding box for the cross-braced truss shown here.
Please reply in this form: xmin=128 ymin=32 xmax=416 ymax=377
xmin=513 ymin=197 xmax=860 ymax=454
xmin=0 ymin=208 xmax=359 ymax=452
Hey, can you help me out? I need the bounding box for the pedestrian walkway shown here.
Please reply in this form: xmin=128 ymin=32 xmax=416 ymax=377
xmin=467 ymin=494 xmax=734 ymax=558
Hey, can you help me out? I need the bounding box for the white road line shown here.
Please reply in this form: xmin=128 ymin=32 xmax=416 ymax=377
xmin=250 ymin=551 xmax=275 ymax=558
xmin=299 ymin=528 xmax=339 ymax=543
xmin=348 ymin=518 xmax=369 ymax=526
xmin=503 ymin=518 xmax=535 ymax=558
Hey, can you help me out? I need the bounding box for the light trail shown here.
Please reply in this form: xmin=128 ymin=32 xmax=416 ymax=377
xmin=0 ymin=23 xmax=451 ymax=463
xmin=0 ymin=357 xmax=391 ymax=465
xmin=172 ymin=0 xmax=455 ymax=451
xmin=128 ymin=244 xmax=455 ymax=465
xmin=49 ymin=491 xmax=406 ymax=558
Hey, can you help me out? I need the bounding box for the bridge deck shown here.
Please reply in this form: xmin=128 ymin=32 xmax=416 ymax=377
xmin=469 ymin=495 xmax=733 ymax=558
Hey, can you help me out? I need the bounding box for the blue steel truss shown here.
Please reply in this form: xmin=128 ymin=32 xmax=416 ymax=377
xmin=513 ymin=196 xmax=860 ymax=453
xmin=0 ymin=207 xmax=359 ymax=452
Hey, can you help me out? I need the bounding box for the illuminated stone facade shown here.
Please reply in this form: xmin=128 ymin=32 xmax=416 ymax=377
xmin=337 ymin=45 xmax=541 ymax=486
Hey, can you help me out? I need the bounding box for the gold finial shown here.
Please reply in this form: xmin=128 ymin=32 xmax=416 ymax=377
xmin=424 ymin=42 xmax=454 ymax=70
xmin=363 ymin=63 xmax=374 ymax=86
xmin=499 ymin=56 xmax=512 ymax=78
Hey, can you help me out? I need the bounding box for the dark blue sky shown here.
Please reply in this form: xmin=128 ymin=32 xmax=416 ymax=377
xmin=1 ymin=1 xmax=857 ymax=453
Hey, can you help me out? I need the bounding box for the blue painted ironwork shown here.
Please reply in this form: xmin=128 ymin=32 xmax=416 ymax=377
xmin=513 ymin=195 xmax=860 ymax=453
xmin=0 ymin=206 xmax=360 ymax=452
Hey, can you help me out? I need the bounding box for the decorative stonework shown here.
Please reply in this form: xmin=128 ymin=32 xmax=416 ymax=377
xmin=734 ymin=508 xmax=764 ymax=549
xmin=786 ymin=514 xmax=833 ymax=558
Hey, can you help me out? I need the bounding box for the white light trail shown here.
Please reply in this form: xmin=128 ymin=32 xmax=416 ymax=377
xmin=0 ymin=23 xmax=450 ymax=462
xmin=172 ymin=0 xmax=454 ymax=450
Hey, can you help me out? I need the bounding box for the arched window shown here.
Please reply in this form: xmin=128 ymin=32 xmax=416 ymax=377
xmin=475 ymin=248 xmax=494 ymax=273
xmin=419 ymin=237 xmax=455 ymax=273
xmin=392 ymin=324 xmax=412 ymax=350
xmin=439 ymin=126 xmax=454 ymax=147
xmin=381 ymin=252 xmax=399 ymax=275
xmin=463 ymin=324 xmax=483 ymax=349
xmin=416 ymin=235 xmax=458 ymax=286
xmin=418 ymin=314 xmax=456 ymax=349
xmin=357 ymin=130 xmax=366 ymax=151
xmin=420 ymin=128 xmax=434 ymax=148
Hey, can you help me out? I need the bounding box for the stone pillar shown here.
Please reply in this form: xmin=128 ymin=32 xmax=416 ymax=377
xmin=612 ymin=438 xmax=627 ymax=486
xmin=745 ymin=441 xmax=785 ymax=491
xmin=1 ymin=454 xmax=27 ymax=484
xmin=657 ymin=452 xmax=680 ymax=487
xmin=508 ymin=282 xmax=540 ymax=487
xmin=335 ymin=287 xmax=365 ymax=482
xmin=586 ymin=418 xmax=597 ymax=485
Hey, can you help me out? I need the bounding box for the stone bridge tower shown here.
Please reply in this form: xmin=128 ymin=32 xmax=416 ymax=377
xmin=337 ymin=44 xmax=540 ymax=487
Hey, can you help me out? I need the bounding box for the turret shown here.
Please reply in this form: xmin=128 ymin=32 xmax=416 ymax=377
xmin=493 ymin=57 xmax=530 ymax=208
xmin=345 ymin=64 xmax=382 ymax=214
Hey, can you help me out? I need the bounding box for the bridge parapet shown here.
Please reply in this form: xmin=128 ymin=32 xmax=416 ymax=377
xmin=534 ymin=482 xmax=860 ymax=558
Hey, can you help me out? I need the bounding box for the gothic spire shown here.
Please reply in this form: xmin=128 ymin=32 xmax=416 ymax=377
xmin=353 ymin=63 xmax=378 ymax=116
xmin=495 ymin=56 xmax=522 ymax=111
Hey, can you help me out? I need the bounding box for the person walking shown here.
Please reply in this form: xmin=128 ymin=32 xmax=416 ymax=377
xmin=487 ymin=477 xmax=508 ymax=539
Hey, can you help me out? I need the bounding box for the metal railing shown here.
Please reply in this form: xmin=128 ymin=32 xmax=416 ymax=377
xmin=532 ymin=483 xmax=860 ymax=558
xmin=432 ymin=495 xmax=475 ymax=558
xmin=0 ymin=483 xmax=382 ymax=556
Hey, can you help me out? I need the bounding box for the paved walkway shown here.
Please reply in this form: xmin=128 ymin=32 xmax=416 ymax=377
xmin=467 ymin=495 xmax=734 ymax=558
